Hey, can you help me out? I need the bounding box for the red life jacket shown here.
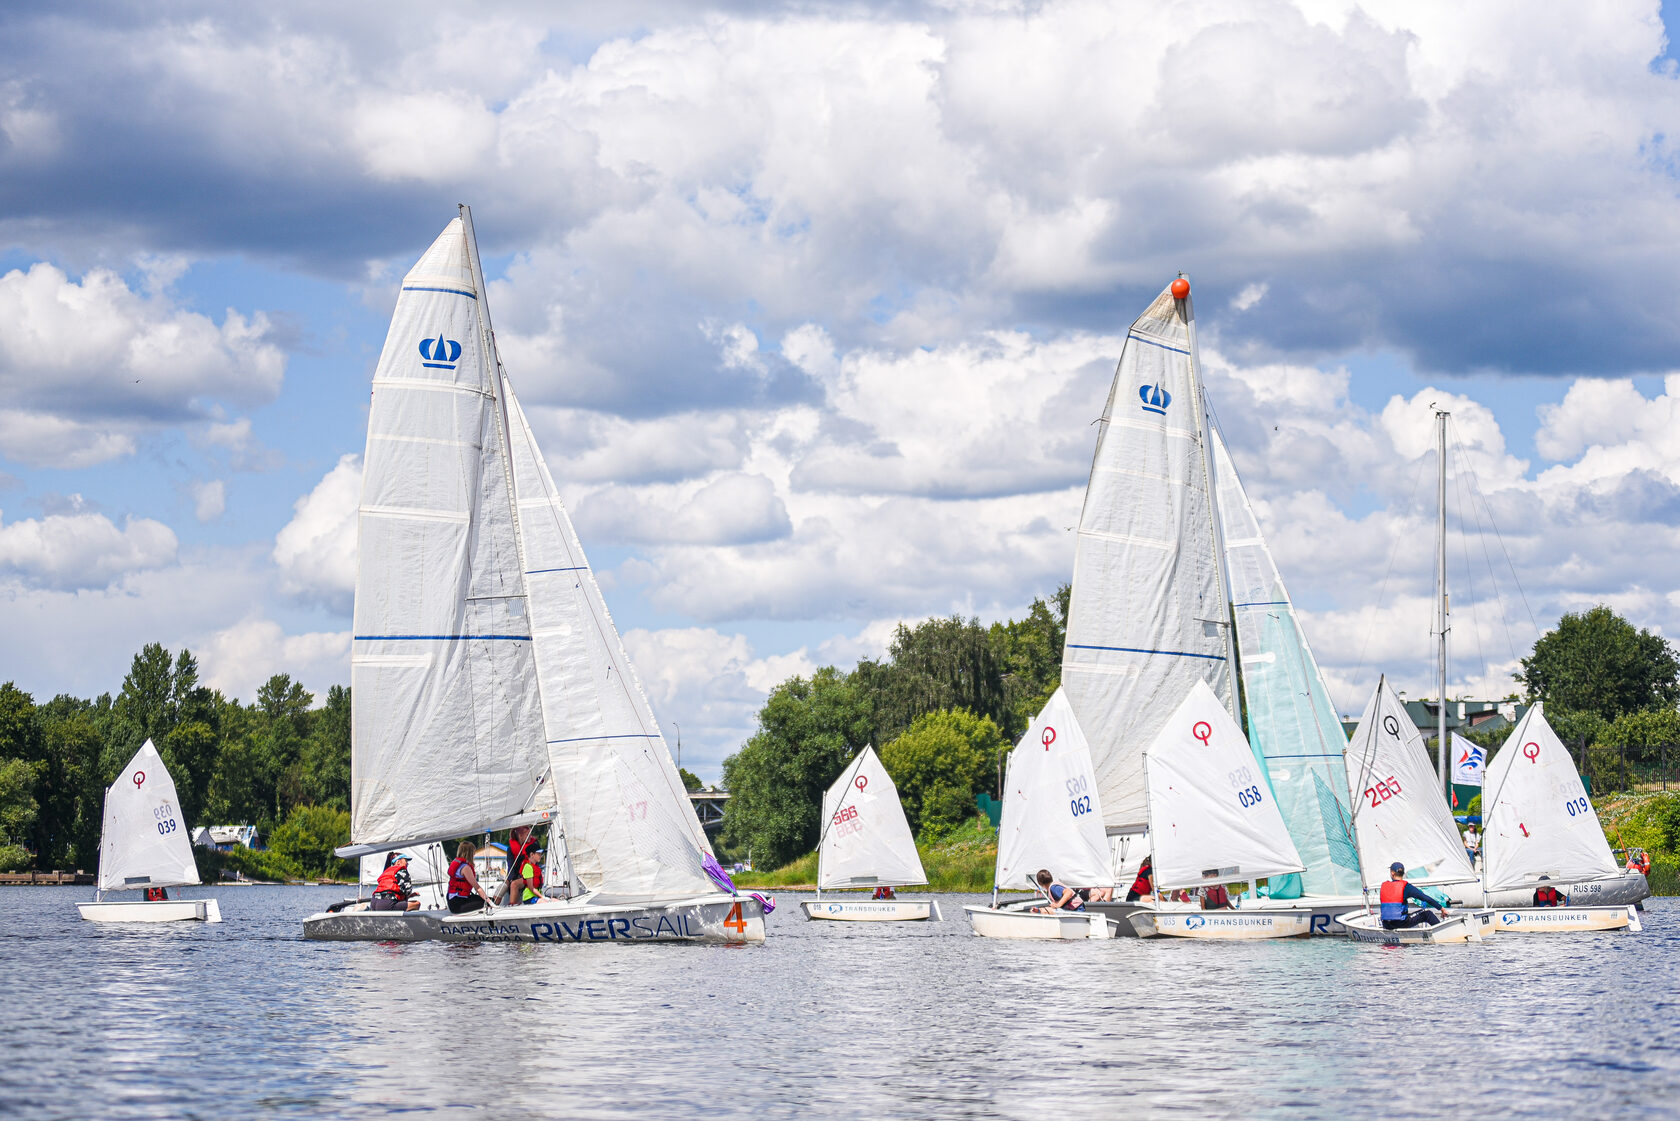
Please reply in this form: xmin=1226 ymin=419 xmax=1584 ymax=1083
xmin=1129 ymin=863 xmax=1152 ymax=896
xmin=375 ymin=863 xmax=405 ymax=896
xmin=506 ymin=834 xmax=533 ymax=877
xmin=1535 ymin=885 xmax=1563 ymax=907
xmin=447 ymin=857 xmax=473 ymax=899
xmin=1379 ymin=878 xmax=1408 ymax=921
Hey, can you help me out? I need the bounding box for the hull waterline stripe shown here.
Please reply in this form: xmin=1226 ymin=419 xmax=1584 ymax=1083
xmin=354 ymin=634 xmax=532 ymax=641
xmin=547 ymin=734 xmax=660 ymax=744
xmin=1127 ymin=333 xmax=1191 ymax=356
xmin=402 ymin=286 xmax=477 ymax=299
xmin=1066 ymin=644 xmax=1226 ymax=661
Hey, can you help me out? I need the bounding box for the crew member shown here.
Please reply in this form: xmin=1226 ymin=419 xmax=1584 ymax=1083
xmin=1379 ymin=861 xmax=1447 ymax=929
xmin=446 ymin=840 xmax=492 ymax=914
xmin=501 ymin=825 xmax=535 ymax=906
xmin=1125 ymin=857 xmax=1154 ymax=902
xmin=872 ymin=885 xmax=896 ymax=900
xmin=1628 ymin=850 xmax=1652 ymax=877
xmin=1533 ymin=876 xmax=1565 ymax=907
xmin=517 ymin=848 xmax=545 ymax=904
xmin=371 ymin=852 xmax=419 ymax=912
xmin=1034 ymin=868 xmax=1085 ymax=912
xmin=143 ymin=886 xmax=167 ymax=902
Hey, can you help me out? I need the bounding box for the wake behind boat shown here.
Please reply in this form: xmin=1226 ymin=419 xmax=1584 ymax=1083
xmin=800 ymin=746 xmax=938 ymax=922
xmin=300 ymin=208 xmax=763 ymax=945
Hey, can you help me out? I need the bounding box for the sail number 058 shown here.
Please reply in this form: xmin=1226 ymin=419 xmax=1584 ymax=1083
xmin=1364 ymin=775 xmax=1403 ymax=808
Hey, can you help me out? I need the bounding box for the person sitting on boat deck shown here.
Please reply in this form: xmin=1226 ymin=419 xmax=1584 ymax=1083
xmin=1627 ymin=849 xmax=1652 ymax=877
xmin=1125 ymin=857 xmax=1154 ymax=902
xmin=500 ymin=825 xmax=536 ymax=906
xmin=142 ymin=886 xmax=167 ymax=901
xmin=872 ymin=885 xmax=896 ymax=900
xmin=1200 ymin=883 xmax=1232 ymax=910
xmin=371 ymin=852 xmax=419 ymax=912
xmin=1533 ymin=876 xmax=1565 ymax=908
xmin=1033 ymin=869 xmax=1085 ymax=912
xmin=446 ymin=841 xmax=493 ymax=914
xmin=515 ymin=847 xmax=545 ymax=904
xmin=1379 ymin=862 xmax=1448 ymax=929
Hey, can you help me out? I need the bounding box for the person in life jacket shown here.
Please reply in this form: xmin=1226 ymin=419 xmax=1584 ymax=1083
xmin=446 ymin=840 xmax=492 ymax=914
xmin=143 ymin=886 xmax=167 ymax=902
xmin=500 ymin=825 xmax=535 ymax=906
xmin=516 ymin=848 xmax=545 ymax=904
xmin=371 ymin=853 xmax=418 ymax=911
xmin=1379 ymin=862 xmax=1447 ymax=929
xmin=1033 ymin=868 xmax=1086 ymax=913
xmin=1125 ymin=857 xmax=1154 ymax=902
xmin=1627 ymin=850 xmax=1652 ymax=877
xmin=872 ymin=886 xmax=896 ymax=900
xmin=1532 ymin=876 xmax=1565 ymax=907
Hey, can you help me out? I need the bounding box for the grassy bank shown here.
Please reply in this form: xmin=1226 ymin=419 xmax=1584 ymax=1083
xmin=735 ymin=816 xmax=998 ymax=892
xmin=1594 ymin=791 xmax=1680 ymax=894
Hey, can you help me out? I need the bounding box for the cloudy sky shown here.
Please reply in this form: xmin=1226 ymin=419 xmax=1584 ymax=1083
xmin=2 ymin=1 xmax=1678 ymax=778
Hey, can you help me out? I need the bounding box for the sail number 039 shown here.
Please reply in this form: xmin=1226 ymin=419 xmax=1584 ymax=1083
xmin=1364 ymin=775 xmax=1403 ymax=808
xmin=153 ymin=803 xmax=179 ymax=835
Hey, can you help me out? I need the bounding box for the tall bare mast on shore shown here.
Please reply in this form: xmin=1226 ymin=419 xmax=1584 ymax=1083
xmin=1435 ymin=407 xmax=1450 ymax=796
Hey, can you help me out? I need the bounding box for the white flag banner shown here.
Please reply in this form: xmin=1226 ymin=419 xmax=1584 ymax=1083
xmin=1450 ymin=733 xmax=1485 ymax=789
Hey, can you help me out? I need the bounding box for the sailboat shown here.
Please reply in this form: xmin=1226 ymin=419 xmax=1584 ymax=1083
xmin=1059 ymin=277 xmax=1362 ymax=935
xmin=78 ymin=740 xmax=221 ymax=923
xmin=301 ymin=209 xmax=765 ymax=944
xmin=1480 ymin=704 xmax=1640 ymax=932
xmin=966 ymin=687 xmax=1115 ymax=939
xmin=1335 ymin=679 xmax=1487 ymax=943
xmin=1128 ymin=681 xmax=1312 ymax=938
xmin=800 ymin=746 xmax=938 ymax=921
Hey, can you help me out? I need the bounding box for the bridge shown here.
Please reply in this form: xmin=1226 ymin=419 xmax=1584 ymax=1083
xmin=689 ymin=790 xmax=728 ymax=837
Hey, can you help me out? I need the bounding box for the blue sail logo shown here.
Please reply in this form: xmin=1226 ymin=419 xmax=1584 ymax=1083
xmin=419 ymin=335 xmax=463 ymax=370
xmin=1139 ymin=382 xmax=1171 ymax=415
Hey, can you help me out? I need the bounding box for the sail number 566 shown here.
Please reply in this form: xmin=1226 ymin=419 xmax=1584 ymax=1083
xmin=1364 ymin=775 xmax=1402 ymax=808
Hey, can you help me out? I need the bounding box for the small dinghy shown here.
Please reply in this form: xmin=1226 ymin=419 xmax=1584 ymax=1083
xmin=78 ymin=740 xmax=221 ymax=924
xmin=1477 ymin=705 xmax=1641 ymax=934
xmin=800 ymin=746 xmax=938 ymax=921
xmin=1127 ymin=682 xmax=1312 ymax=940
xmin=1337 ymin=909 xmax=1482 ymax=944
xmin=967 ymin=689 xmax=1116 ymax=939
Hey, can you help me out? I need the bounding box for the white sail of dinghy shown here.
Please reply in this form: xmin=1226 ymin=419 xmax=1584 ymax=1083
xmin=1144 ymin=680 xmax=1305 ymax=891
xmin=1211 ymin=428 xmax=1361 ymax=898
xmin=96 ymin=740 xmax=201 ymax=894
xmin=1062 ymin=280 xmax=1237 ymax=839
xmin=345 ymin=216 xmax=553 ymax=857
xmin=1344 ymin=678 xmax=1477 ymax=889
xmin=503 ymin=383 xmax=718 ymax=900
xmin=816 ymin=746 xmax=925 ymax=891
xmin=993 ymin=687 xmax=1111 ymax=891
xmin=1482 ymin=704 xmax=1619 ymax=893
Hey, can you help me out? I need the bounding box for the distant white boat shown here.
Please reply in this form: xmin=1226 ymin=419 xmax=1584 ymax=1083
xmin=800 ymin=746 xmax=938 ymax=922
xmin=78 ymin=740 xmax=221 ymax=924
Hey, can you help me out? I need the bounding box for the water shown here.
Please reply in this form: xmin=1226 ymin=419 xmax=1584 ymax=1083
xmin=3 ymin=888 xmax=1677 ymax=1120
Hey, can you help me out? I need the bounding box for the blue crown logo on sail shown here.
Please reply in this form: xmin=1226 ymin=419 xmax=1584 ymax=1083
xmin=419 ymin=335 xmax=463 ymax=370
xmin=1138 ymin=382 xmax=1171 ymax=415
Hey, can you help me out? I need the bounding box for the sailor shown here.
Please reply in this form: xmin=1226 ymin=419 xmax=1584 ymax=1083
xmin=501 ymin=825 xmax=536 ymax=906
xmin=1379 ymin=862 xmax=1447 ymax=929
xmin=872 ymin=885 xmax=896 ymax=900
xmin=1461 ymin=823 xmax=1481 ymax=866
xmin=1627 ymin=850 xmax=1652 ymax=877
xmin=1532 ymin=876 xmax=1565 ymax=907
xmin=1125 ymin=857 xmax=1154 ymax=902
xmin=446 ymin=841 xmax=492 ymax=914
xmin=143 ymin=886 xmax=167 ymax=902
xmin=517 ymin=848 xmax=545 ymax=904
xmin=1034 ymin=868 xmax=1085 ymax=912
xmin=371 ymin=852 xmax=418 ymax=911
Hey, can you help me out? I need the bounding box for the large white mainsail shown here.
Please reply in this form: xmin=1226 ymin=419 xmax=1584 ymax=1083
xmin=1482 ymin=704 xmax=1619 ymax=892
xmin=97 ymin=740 xmax=200 ymax=893
xmin=503 ymin=382 xmax=717 ymax=898
xmin=1211 ymin=428 xmax=1361 ymax=897
xmin=1144 ymin=681 xmax=1305 ymax=891
xmin=348 ymin=217 xmax=551 ymax=852
xmin=1344 ymin=678 xmax=1477 ymax=889
xmin=1062 ymin=281 xmax=1235 ymax=834
xmin=993 ymin=687 xmax=1111 ymax=890
xmin=816 ymin=746 xmax=925 ymax=890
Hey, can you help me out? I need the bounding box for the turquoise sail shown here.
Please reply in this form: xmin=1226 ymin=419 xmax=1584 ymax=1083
xmin=1212 ymin=429 xmax=1361 ymax=897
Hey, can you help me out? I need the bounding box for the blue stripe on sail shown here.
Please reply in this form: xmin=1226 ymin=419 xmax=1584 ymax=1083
xmin=525 ymin=567 xmax=586 ymax=574
xmin=1233 ymin=600 xmax=1291 ymax=608
xmin=1127 ymin=333 xmax=1191 ymax=356
xmin=354 ymin=634 xmax=531 ymax=641
xmin=1263 ymin=753 xmax=1353 ymax=760
xmin=401 ymin=285 xmax=477 ymax=299
xmin=546 ymin=734 xmax=660 ymax=744
xmin=1066 ymin=644 xmax=1226 ymax=661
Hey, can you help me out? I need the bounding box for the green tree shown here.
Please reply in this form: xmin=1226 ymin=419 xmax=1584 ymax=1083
xmin=302 ymin=684 xmax=351 ymax=809
xmin=205 ymin=733 xmax=266 ymax=827
xmin=0 ymin=758 xmax=38 ymax=871
xmin=1600 ymin=707 xmax=1680 ymax=765
xmin=990 ymin=591 xmax=1067 ymax=737
xmin=255 ymin=674 xmax=314 ymax=819
xmin=1516 ymin=607 xmax=1680 ymax=722
xmin=679 ymin=767 xmax=703 ymax=793
xmin=880 ymin=709 xmax=1005 ymax=838
xmin=267 ymin=804 xmax=352 ymax=878
xmin=853 ymin=615 xmax=1007 ymax=746
xmin=36 ymin=696 xmax=105 ymax=869
xmin=720 ymin=668 xmax=871 ymax=868
xmin=108 ymin=645 xmax=222 ymax=827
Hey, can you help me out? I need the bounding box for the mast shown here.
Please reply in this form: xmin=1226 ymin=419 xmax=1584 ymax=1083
xmin=1182 ymin=277 xmax=1241 ymax=726
xmin=1436 ymin=407 xmax=1450 ymax=796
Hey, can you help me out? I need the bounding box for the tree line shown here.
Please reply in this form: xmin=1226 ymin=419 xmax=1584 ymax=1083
xmin=0 ymin=643 xmax=350 ymax=876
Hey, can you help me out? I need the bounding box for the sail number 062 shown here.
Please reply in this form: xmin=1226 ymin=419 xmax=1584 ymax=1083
xmin=1364 ymin=775 xmax=1403 ymax=808
xmin=1066 ymin=775 xmax=1092 ymax=817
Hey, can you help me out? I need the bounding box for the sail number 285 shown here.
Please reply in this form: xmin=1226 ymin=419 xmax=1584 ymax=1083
xmin=1364 ymin=775 xmax=1403 ymax=809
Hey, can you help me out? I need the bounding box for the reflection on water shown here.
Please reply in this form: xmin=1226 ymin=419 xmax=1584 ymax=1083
xmin=3 ymin=888 xmax=1678 ymax=1119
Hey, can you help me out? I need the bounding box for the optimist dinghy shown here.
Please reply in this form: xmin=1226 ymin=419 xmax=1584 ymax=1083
xmin=78 ymin=740 xmax=221 ymax=924
xmin=1477 ymin=705 xmax=1641 ymax=934
xmin=966 ymin=689 xmax=1115 ymax=939
xmin=300 ymin=209 xmax=763 ymax=945
xmin=1128 ymin=682 xmax=1311 ymax=940
xmin=801 ymin=746 xmax=938 ymax=921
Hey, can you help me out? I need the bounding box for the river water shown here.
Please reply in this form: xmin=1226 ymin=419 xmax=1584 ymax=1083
xmin=2 ymin=887 xmax=1676 ymax=1119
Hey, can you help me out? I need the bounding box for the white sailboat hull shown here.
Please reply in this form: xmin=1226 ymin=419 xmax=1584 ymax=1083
xmin=800 ymin=899 xmax=937 ymax=922
xmin=78 ymin=898 xmax=220 ymax=923
xmin=1491 ymin=904 xmax=1640 ymax=933
xmin=302 ymin=892 xmax=764 ymax=944
xmin=1337 ymin=910 xmax=1485 ymax=944
xmin=1480 ymin=871 xmax=1649 ymax=909
xmin=965 ymin=904 xmax=1112 ymax=939
xmin=1130 ymin=906 xmax=1313 ymax=939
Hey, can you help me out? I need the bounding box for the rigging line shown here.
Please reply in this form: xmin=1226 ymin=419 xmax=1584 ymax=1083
xmin=1448 ymin=429 xmax=1489 ymax=687
xmin=1350 ymin=449 xmax=1433 ymax=692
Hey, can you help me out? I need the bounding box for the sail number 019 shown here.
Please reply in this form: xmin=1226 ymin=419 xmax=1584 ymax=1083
xmin=1564 ymin=796 xmax=1591 ymax=817
xmin=1364 ymin=775 xmax=1403 ymax=808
